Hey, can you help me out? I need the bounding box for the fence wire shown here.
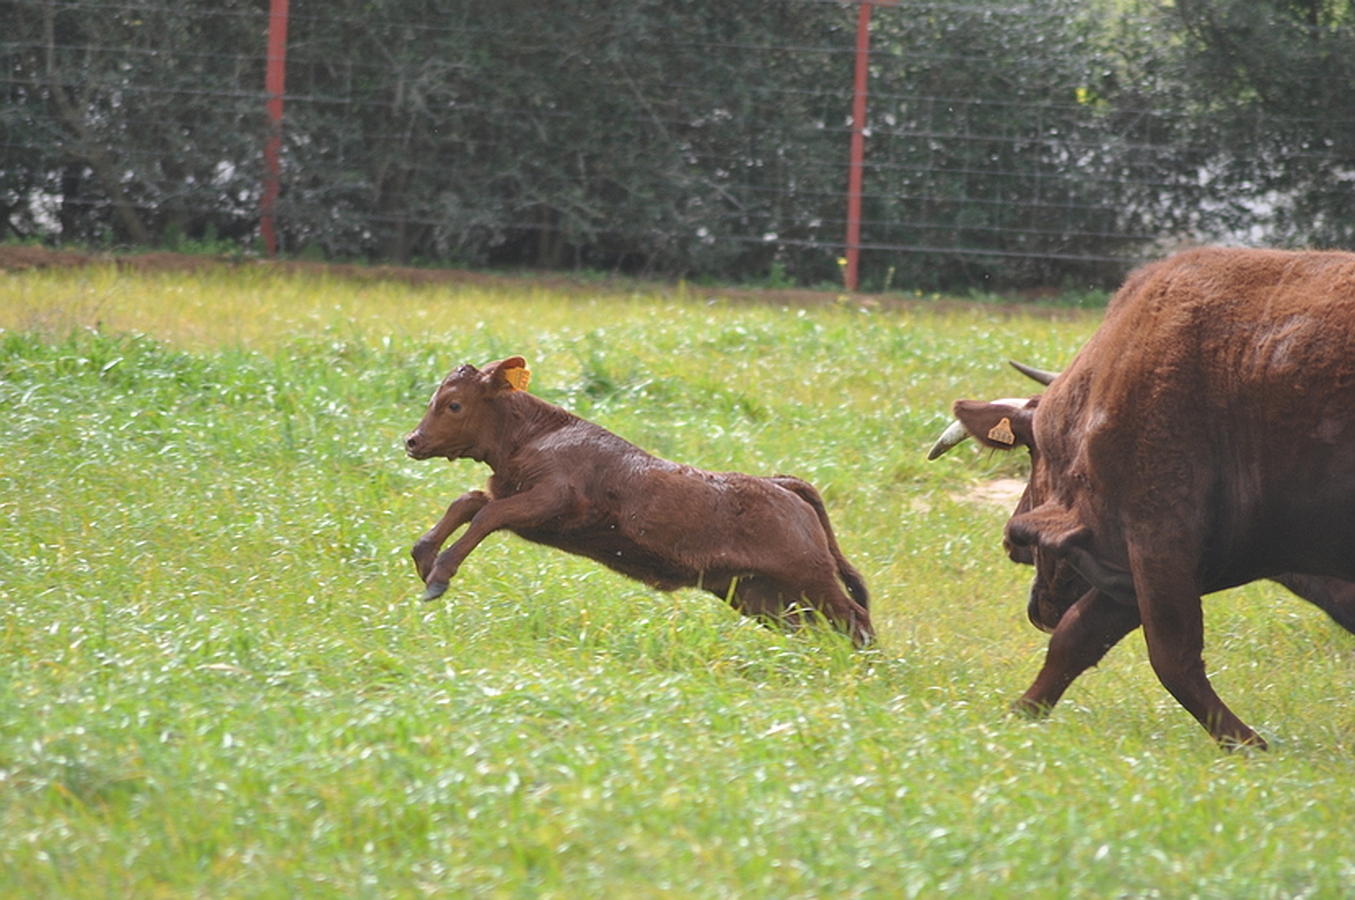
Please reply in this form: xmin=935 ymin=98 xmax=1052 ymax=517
xmin=3 ymin=0 xmax=1353 ymax=290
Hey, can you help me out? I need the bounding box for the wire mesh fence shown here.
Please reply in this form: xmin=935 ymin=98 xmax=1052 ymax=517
xmin=3 ymin=0 xmax=1354 ymax=290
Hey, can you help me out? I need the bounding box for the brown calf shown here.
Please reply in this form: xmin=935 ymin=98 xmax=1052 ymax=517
xmin=403 ymin=356 xmax=873 ymax=646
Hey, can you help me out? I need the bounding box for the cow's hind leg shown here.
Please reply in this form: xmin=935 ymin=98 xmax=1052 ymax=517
xmin=1131 ymin=543 xmax=1265 ymax=749
xmin=1014 ymin=588 xmax=1141 ymax=717
xmin=1271 ymin=573 xmax=1355 ymax=634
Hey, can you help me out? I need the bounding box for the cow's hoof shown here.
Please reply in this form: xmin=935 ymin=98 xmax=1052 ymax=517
xmin=420 ymin=580 xmax=449 ymax=602
xmin=1219 ymin=732 xmax=1268 ymax=753
xmin=1010 ymin=697 xmax=1053 ymax=720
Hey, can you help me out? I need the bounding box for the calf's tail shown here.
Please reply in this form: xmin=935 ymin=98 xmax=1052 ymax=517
xmin=770 ymin=475 xmax=870 ymax=610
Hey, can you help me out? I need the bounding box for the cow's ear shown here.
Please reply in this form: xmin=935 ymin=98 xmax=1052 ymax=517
xmin=482 ymin=356 xmax=531 ymax=392
xmin=1007 ymin=502 xmax=1089 ymax=555
xmin=953 ymin=398 xmax=1036 ymax=451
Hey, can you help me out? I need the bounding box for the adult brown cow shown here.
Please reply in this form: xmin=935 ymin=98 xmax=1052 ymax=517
xmin=404 ymin=356 xmax=873 ymax=646
xmin=931 ymin=247 xmax=1355 ymax=748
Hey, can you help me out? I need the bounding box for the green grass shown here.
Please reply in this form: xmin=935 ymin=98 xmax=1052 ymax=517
xmin=1 ymin=265 xmax=1353 ymax=897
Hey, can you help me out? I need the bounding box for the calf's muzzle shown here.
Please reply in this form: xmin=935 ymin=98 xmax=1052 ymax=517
xmin=404 ymin=430 xmax=428 ymax=459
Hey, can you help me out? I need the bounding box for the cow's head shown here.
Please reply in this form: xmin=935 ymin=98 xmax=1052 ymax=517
xmin=930 ymin=363 xmax=1093 ymax=632
xmin=404 ymin=356 xmax=531 ymax=462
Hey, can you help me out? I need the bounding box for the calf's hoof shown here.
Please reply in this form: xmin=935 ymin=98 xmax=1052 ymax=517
xmin=850 ymin=625 xmax=875 ymax=649
xmin=420 ymin=580 xmax=449 ymax=602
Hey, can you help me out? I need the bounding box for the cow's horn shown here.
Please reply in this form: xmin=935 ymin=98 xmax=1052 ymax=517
xmin=1009 ymin=360 xmax=1059 ymax=385
xmin=927 ymin=419 xmax=971 ymax=460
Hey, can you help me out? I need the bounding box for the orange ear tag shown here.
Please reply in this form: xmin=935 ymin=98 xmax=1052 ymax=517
xmin=504 ymin=367 xmax=531 ymax=391
xmin=987 ymin=417 xmax=1015 ymax=445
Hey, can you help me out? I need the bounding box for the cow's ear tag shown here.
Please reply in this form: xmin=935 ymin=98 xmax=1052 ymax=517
xmin=503 ymin=367 xmax=531 ymax=391
xmin=987 ymin=417 xmax=1016 ymax=445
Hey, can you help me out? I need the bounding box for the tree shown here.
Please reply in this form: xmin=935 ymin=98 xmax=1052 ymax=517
xmin=1154 ymin=0 xmax=1355 ymax=247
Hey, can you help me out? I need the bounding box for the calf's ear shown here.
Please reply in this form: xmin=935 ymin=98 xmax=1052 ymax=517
xmin=482 ymin=356 xmax=531 ymax=391
xmin=952 ymin=399 xmax=1036 ymax=451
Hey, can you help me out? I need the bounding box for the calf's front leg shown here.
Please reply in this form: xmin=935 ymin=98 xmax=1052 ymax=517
xmin=412 ymin=490 xmax=490 ymax=582
xmin=421 ymin=487 xmax=569 ymax=602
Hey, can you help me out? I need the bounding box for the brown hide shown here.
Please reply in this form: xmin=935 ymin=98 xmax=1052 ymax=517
xmin=1026 ymin=249 xmax=1355 ymax=592
xmin=404 ymin=357 xmax=873 ymax=646
xmin=941 ymin=248 xmax=1355 ymax=748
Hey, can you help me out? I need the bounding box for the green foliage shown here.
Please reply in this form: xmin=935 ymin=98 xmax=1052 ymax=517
xmin=1158 ymin=0 xmax=1355 ymax=248
xmin=2 ymin=267 xmax=1354 ymax=895
xmin=5 ymin=1 xmax=1355 ymax=290
xmin=2 ymin=0 xmax=262 ymax=247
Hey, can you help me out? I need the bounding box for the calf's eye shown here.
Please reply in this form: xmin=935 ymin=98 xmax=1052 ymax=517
xmin=448 ymin=402 xmax=462 ymax=412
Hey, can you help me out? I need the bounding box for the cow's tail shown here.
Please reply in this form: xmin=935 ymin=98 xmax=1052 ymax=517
xmin=771 ymin=475 xmax=870 ymax=610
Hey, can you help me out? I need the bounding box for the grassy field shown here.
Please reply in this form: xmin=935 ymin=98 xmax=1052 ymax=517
xmin=2 ymin=262 xmax=1353 ymax=897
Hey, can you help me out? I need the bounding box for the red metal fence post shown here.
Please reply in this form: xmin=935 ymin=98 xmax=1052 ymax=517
xmin=844 ymin=0 xmax=895 ymax=292
xmin=261 ymin=0 xmax=290 ymax=257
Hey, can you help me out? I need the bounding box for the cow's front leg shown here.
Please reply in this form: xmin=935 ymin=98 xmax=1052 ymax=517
xmin=1131 ymin=544 xmax=1265 ymax=750
xmin=422 ymin=487 xmax=569 ymax=601
xmin=1014 ymin=588 xmax=1140 ymax=717
xmin=412 ymin=490 xmax=490 ymax=582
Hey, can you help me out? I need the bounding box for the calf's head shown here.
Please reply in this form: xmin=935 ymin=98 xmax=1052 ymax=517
xmin=404 ymin=356 xmax=530 ymax=461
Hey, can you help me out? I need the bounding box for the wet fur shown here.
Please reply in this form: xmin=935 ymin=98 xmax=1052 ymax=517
xmin=405 ymin=357 xmax=873 ymax=646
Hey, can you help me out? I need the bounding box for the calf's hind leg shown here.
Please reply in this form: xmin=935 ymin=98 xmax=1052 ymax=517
xmin=707 ymin=573 xmax=872 ymax=647
xmin=720 ymin=576 xmax=826 ymax=634
xmin=724 ymin=576 xmax=796 ymax=625
xmin=771 ymin=574 xmax=874 ymax=648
